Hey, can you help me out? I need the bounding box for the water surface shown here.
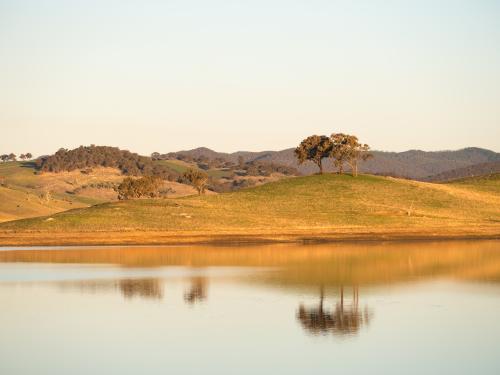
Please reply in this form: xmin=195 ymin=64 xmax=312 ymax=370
xmin=1 ymin=241 xmax=500 ymax=374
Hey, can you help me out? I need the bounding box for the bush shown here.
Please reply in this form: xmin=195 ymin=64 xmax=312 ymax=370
xmin=116 ymin=176 xmax=163 ymax=200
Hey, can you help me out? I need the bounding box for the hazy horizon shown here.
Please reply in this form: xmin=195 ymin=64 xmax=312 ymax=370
xmin=1 ymin=143 xmax=499 ymax=160
xmin=1 ymin=0 xmax=499 ymax=156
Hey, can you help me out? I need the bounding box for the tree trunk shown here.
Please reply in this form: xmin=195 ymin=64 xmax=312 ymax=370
xmin=348 ymin=160 xmax=358 ymax=176
xmin=318 ymin=160 xmax=323 ymax=174
xmin=339 ymin=163 xmax=343 ymax=174
xmin=340 ymin=285 xmax=344 ymax=311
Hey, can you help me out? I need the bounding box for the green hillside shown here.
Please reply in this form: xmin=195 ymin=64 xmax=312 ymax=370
xmin=1 ymin=174 xmax=498 ymax=238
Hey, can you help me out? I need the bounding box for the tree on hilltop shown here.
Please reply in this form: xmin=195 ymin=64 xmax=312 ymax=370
xmin=26 ymin=153 xmax=33 ymax=159
xmin=330 ymin=133 xmax=351 ymax=174
xmin=342 ymin=135 xmax=372 ymax=177
xmin=8 ymin=153 xmax=16 ymax=161
xmin=294 ymin=135 xmax=333 ymax=174
xmin=183 ymin=169 xmax=208 ymax=195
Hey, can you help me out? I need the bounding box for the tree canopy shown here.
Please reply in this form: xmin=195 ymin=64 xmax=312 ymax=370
xmin=294 ymin=135 xmax=333 ymax=174
xmin=35 ymin=145 xmax=179 ymax=180
xmin=295 ymin=133 xmax=372 ymax=176
xmin=116 ymin=176 xmax=163 ymax=200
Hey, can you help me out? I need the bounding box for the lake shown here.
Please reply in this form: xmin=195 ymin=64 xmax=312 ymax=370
xmin=1 ymin=240 xmax=500 ymax=374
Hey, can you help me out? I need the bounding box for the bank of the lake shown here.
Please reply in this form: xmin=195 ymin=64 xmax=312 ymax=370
xmin=0 ymin=174 xmax=498 ymax=246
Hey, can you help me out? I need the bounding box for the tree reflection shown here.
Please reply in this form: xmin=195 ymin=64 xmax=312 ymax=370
xmin=297 ymin=285 xmax=372 ymax=336
xmin=184 ymin=277 xmax=207 ymax=304
xmin=119 ymin=278 xmax=163 ymax=300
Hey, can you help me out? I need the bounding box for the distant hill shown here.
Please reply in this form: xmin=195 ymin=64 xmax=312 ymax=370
xmin=422 ymin=161 xmax=500 ymax=182
xmin=168 ymin=147 xmax=500 ymax=180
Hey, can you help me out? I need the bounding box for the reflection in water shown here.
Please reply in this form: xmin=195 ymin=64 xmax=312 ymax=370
xmin=297 ymin=286 xmax=372 ymax=336
xmin=56 ymin=277 xmax=210 ymax=303
xmin=2 ymin=241 xmax=500 ymax=374
xmin=56 ymin=278 xmax=164 ymax=300
xmin=119 ymin=278 xmax=163 ymax=300
xmin=184 ymin=277 xmax=207 ymax=304
xmin=2 ymin=241 xmax=500 ymax=287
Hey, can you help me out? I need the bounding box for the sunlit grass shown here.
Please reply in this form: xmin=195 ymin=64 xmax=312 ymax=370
xmin=1 ymin=174 xmax=498 ymax=235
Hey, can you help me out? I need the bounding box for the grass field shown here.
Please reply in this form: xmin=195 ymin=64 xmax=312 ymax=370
xmin=0 ymin=161 xmax=197 ymax=222
xmin=155 ymin=159 xmax=233 ymax=178
xmin=0 ymin=173 xmax=498 ymax=245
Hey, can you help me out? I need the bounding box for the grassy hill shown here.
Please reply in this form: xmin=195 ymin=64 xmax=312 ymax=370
xmin=0 ymin=161 xmax=197 ymax=222
xmin=0 ymin=173 xmax=498 ymax=245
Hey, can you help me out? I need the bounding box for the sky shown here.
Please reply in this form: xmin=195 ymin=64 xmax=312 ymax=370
xmin=1 ymin=0 xmax=499 ymax=157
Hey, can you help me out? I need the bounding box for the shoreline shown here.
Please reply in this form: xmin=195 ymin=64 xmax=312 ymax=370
xmin=1 ymin=228 xmax=499 ymax=247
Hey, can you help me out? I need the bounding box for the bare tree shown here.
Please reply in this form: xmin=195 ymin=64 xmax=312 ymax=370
xmin=330 ymin=134 xmax=372 ymax=177
xmin=343 ymin=136 xmax=372 ymax=177
xmin=183 ymin=168 xmax=209 ymax=195
xmin=330 ymin=133 xmax=350 ymax=174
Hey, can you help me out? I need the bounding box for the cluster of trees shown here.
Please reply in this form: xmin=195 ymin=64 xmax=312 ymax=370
xmin=154 ymin=152 xmax=298 ymax=178
xmin=295 ymin=133 xmax=372 ymax=176
xmin=153 ymin=152 xmax=235 ymax=170
xmin=1 ymin=153 xmax=32 ymax=162
xmin=116 ymin=176 xmax=164 ymax=200
xmin=36 ymin=145 xmax=179 ymax=180
xmin=239 ymin=160 xmax=297 ymax=177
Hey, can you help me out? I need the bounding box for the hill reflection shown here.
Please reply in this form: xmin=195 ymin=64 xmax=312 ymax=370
xmin=2 ymin=240 xmax=499 ymax=287
xmin=56 ymin=277 xmax=210 ymax=303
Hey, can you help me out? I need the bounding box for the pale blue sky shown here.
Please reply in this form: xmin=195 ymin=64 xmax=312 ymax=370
xmin=1 ymin=0 xmax=499 ymax=156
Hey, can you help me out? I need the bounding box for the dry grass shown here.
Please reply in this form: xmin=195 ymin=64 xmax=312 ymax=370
xmin=0 ymin=162 xmax=199 ymax=222
xmin=0 ymin=173 xmax=498 ymax=245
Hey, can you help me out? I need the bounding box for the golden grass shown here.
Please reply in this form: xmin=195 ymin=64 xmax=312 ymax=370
xmin=0 ymin=162 xmax=199 ymax=222
xmin=0 ymin=173 xmax=498 ymax=245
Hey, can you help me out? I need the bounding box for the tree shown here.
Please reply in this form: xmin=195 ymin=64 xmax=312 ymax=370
xmin=330 ymin=134 xmax=372 ymax=176
xmin=343 ymin=135 xmax=372 ymax=177
xmin=20 ymin=154 xmax=26 ymax=160
xmin=183 ymin=168 xmax=208 ymax=195
xmin=0 ymin=155 xmax=8 ymax=163
xmin=294 ymin=135 xmax=333 ymax=174
xmin=330 ymin=133 xmax=350 ymax=174
xmin=8 ymin=153 xmax=16 ymax=161
xmin=26 ymin=153 xmax=32 ymax=159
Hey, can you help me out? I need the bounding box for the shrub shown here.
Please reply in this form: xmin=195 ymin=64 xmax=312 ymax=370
xmin=116 ymin=176 xmax=163 ymax=200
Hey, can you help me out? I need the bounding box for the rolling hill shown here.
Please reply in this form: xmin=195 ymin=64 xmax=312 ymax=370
xmin=168 ymin=146 xmax=500 ymax=180
xmin=0 ymin=161 xmax=197 ymax=222
xmin=1 ymin=173 xmax=498 ymax=245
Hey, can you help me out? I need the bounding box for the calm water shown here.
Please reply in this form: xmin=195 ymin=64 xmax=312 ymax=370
xmin=1 ymin=241 xmax=500 ymax=374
